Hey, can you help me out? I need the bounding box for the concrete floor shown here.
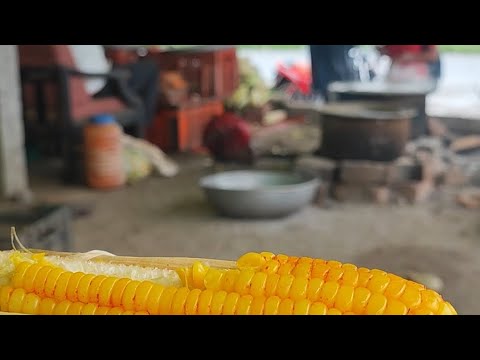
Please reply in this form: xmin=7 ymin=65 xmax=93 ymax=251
xmin=28 ymin=155 xmax=480 ymax=314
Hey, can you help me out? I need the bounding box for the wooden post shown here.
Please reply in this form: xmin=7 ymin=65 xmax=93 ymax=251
xmin=0 ymin=45 xmax=30 ymax=200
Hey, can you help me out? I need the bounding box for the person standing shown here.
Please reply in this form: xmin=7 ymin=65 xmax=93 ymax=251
xmin=309 ymin=45 xmax=359 ymax=99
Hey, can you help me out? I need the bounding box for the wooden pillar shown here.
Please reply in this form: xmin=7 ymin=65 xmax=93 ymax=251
xmin=0 ymin=45 xmax=30 ymax=200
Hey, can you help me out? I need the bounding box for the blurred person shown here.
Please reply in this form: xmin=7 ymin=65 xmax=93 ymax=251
xmin=309 ymin=45 xmax=360 ymax=99
xmin=68 ymin=45 xmax=159 ymax=128
xmin=377 ymin=45 xmax=441 ymax=88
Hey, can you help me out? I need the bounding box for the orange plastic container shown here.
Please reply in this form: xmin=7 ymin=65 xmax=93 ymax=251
xmin=83 ymin=114 xmax=126 ymax=190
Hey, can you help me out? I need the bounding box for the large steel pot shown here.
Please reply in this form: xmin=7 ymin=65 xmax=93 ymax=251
xmin=199 ymin=170 xmax=320 ymax=218
xmin=318 ymin=101 xmax=417 ymax=161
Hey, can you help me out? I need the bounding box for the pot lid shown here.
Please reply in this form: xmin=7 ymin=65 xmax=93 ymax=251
xmin=318 ymin=101 xmax=418 ymax=120
xmin=328 ymin=80 xmax=435 ymax=96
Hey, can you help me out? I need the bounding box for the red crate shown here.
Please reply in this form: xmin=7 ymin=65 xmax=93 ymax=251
xmin=146 ymin=99 xmax=224 ymax=152
xmin=147 ymin=46 xmax=239 ymax=100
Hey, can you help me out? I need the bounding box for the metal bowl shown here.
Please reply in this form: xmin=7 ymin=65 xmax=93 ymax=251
xmin=199 ymin=170 xmax=320 ymax=219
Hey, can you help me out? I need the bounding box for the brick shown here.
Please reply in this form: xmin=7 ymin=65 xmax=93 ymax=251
xmin=339 ymin=160 xmax=391 ymax=185
xmin=369 ymin=186 xmax=391 ymax=205
xmin=333 ymin=184 xmax=391 ymax=204
xmin=388 ymin=157 xmax=423 ymax=183
xmin=394 ymin=180 xmax=434 ymax=204
xmin=295 ymin=155 xmax=337 ymax=182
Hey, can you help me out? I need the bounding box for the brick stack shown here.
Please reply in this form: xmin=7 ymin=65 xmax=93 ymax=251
xmin=295 ymin=136 xmax=469 ymax=205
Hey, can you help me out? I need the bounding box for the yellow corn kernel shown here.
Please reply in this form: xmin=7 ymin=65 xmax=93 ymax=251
xmin=410 ymin=307 xmax=434 ymax=315
xmin=198 ymin=289 xmax=214 ymax=315
xmin=87 ymin=275 xmax=107 ymax=304
xmin=327 ymin=260 xmax=342 ymax=268
xmin=326 ymin=268 xmax=344 ymax=282
xmin=383 ymin=299 xmax=408 ymax=315
xmin=53 ymin=272 xmax=72 ymax=302
xmin=94 ymin=306 xmax=110 ymax=315
xmin=352 ymin=287 xmax=371 ymax=314
xmin=234 ymin=269 xmax=255 ymax=295
xmin=311 ymin=263 xmax=330 ymax=279
xmin=135 ymin=311 xmax=149 ymax=315
xmin=276 ymin=254 xmax=289 ymax=264
xmin=340 ymin=269 xmax=359 ymax=287
xmin=185 ymin=288 xmax=202 ymax=315
xmin=10 ymin=261 xmax=31 ymax=288
xmin=8 ymin=288 xmax=26 ymax=314
xmin=44 ymin=268 xmax=64 ymax=298
xmin=236 ymin=295 xmax=253 ymax=315
xmin=210 ymin=290 xmax=228 ymax=315
xmin=327 ymin=308 xmax=342 ymax=315
xmin=33 ymin=266 xmax=53 ymax=298
xmin=237 ymin=252 xmax=267 ymax=270
xmin=342 ymin=263 xmax=357 ymax=271
xmin=221 ymin=270 xmax=239 ymax=293
xmin=97 ymin=277 xmax=119 ymax=307
xmin=400 ymin=285 xmax=422 ymax=309
xmin=122 ymin=310 xmax=135 ymax=315
xmin=110 ymin=278 xmax=131 ymax=307
xmin=260 ymin=252 xmax=275 ymax=260
xmin=276 ymin=274 xmax=295 ymax=299
xmin=67 ymin=302 xmax=84 ymax=315
xmin=262 ymin=260 xmax=280 ymax=274
xmin=309 ymin=302 xmax=327 ymax=315
xmin=157 ymin=286 xmax=177 ymax=315
xmin=318 ymin=281 xmax=340 ymax=308
xmin=222 ymin=292 xmax=240 ymax=315
xmin=306 ymin=278 xmax=324 ymax=302
xmin=0 ymin=286 xmax=13 ymax=312
xmin=278 ymin=298 xmax=294 ymax=315
xmin=265 ymin=273 xmax=280 ymax=297
xmin=250 ymin=296 xmax=266 ymax=315
xmin=191 ymin=261 xmax=208 ymax=290
xmin=203 ymin=269 xmax=225 ymax=292
xmin=22 ymin=293 xmax=40 ymax=315
xmin=437 ymin=302 xmax=457 ymax=315
xmin=23 ymin=264 xmax=43 ymax=293
xmin=66 ymin=272 xmax=85 ymax=303
xmin=145 ymin=285 xmax=164 ymax=315
xmin=384 ymin=279 xmax=407 ymax=299
xmin=293 ymin=299 xmax=310 ymax=315
xmin=277 ymin=262 xmax=295 ymax=276
xmin=38 ymin=298 xmax=57 ymax=315
xmin=107 ymin=307 xmax=124 ymax=315
xmin=335 ymin=285 xmax=354 ymax=313
xmin=80 ymin=303 xmax=98 ymax=315
xmin=365 ymin=293 xmax=388 ymax=315
xmin=53 ymin=300 xmax=71 ymax=315
xmin=250 ymin=272 xmax=268 ymax=297
xmin=298 ymin=257 xmax=314 ymax=265
xmin=121 ymin=280 xmax=141 ymax=311
xmin=357 ymin=271 xmax=373 ymax=288
xmin=264 ymin=296 xmax=281 ymax=315
xmin=289 ymin=277 xmax=308 ymax=301
xmin=77 ymin=274 xmax=96 ymax=303
xmin=134 ymin=281 xmax=154 ymax=312
xmin=367 ymin=274 xmax=390 ymax=294
xmin=171 ymin=287 xmax=189 ymax=315
xmin=420 ymin=289 xmax=441 ymax=313
xmin=292 ymin=262 xmax=312 ymax=278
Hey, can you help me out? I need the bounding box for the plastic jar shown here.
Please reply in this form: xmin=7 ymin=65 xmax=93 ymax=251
xmin=84 ymin=114 xmax=126 ymax=189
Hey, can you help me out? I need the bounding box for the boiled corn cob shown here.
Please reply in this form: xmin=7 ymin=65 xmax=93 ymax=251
xmin=0 ymin=248 xmax=457 ymax=315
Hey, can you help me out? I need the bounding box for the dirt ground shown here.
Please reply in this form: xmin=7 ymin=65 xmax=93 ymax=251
xmin=27 ymin=155 xmax=480 ymax=315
